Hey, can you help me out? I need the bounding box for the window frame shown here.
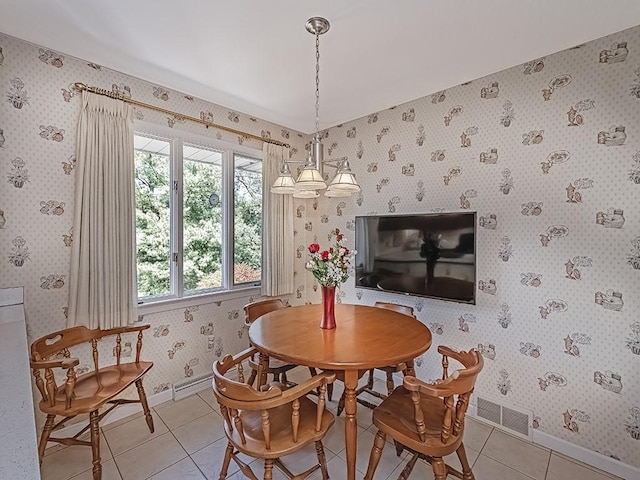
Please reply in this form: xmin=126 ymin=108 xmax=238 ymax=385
xmin=134 ymin=121 xmax=263 ymax=314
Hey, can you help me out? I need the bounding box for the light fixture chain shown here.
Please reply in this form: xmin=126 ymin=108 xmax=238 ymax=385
xmin=315 ymin=30 xmax=320 ymax=136
xmin=272 ymin=17 xmax=359 ymax=196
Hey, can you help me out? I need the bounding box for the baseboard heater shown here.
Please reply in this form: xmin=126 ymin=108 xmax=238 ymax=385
xmin=470 ymin=395 xmax=533 ymax=440
xmin=172 ymin=372 xmax=214 ymax=401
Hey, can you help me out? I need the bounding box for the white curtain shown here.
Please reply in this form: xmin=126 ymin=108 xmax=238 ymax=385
xmin=261 ymin=143 xmax=294 ymax=296
xmin=67 ymin=91 xmax=136 ymax=329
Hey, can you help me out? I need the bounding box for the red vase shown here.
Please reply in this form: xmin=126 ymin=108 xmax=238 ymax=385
xmin=320 ymin=285 xmax=336 ymax=329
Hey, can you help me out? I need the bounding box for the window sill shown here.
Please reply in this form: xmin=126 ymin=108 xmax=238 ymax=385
xmin=136 ymin=285 xmax=261 ymax=316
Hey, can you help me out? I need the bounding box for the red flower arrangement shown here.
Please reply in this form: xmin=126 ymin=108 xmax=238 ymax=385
xmin=306 ymin=229 xmax=354 ymax=287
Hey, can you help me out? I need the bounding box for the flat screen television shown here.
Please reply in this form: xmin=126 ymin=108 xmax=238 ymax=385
xmin=354 ymin=212 xmax=476 ymax=304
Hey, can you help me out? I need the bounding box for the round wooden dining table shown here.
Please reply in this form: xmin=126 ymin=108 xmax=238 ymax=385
xmin=248 ymin=303 xmax=432 ymax=480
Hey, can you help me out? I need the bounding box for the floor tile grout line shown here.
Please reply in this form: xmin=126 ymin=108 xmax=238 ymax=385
xmin=116 ymin=429 xmax=189 ymax=480
xmin=474 ymin=437 xmax=552 ymax=478
xmin=116 ymin=430 xmax=188 ymax=480
xmin=100 ymin=425 xmax=115 ymax=460
xmin=187 ymin=451 xmax=214 ymax=480
xmin=470 ymin=445 xmax=480 ymax=469
xmin=153 ymin=410 xmax=216 ymax=432
xmin=162 ymin=400 xmax=225 ymax=480
xmin=476 ymin=452 xmax=542 ymax=480
xmin=476 ymin=425 xmax=495 ymax=453
xmin=480 ymin=429 xmax=616 ymax=479
xmin=47 ymin=394 xmax=621 ymax=480
xmin=547 ymin=450 xmax=621 ymax=480
xmin=101 ymin=409 xmax=145 ymax=433
xmin=100 ymin=426 xmax=124 ymax=480
xmin=487 ymin=427 xmax=551 ymax=454
xmin=543 ymin=449 xmax=553 ymax=480
xmin=50 ymin=429 xmax=119 ymax=480
xmin=108 ymin=408 xmax=171 ymax=460
xmin=109 ymin=411 xmax=179 ymax=480
xmin=142 ymin=455 xmax=191 ymax=480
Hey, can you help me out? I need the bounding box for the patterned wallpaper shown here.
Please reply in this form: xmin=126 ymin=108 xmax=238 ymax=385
xmin=1 ymin=22 xmax=640 ymax=472
xmin=298 ymin=25 xmax=640 ymax=469
xmin=0 ymin=32 xmax=310 ymax=426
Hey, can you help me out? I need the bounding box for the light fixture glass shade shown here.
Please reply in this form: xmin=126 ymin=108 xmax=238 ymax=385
xmin=270 ymin=177 xmax=296 ymax=194
xmin=324 ymin=186 xmax=352 ymax=198
xmin=270 ymin=163 xmax=296 ymax=194
xmin=295 ymin=151 xmax=327 ymax=190
xmin=293 ymin=189 xmax=320 ymax=199
xmin=328 ymin=172 xmax=360 ymax=192
xmin=295 ymin=165 xmax=326 ymax=189
xmin=328 ymin=159 xmax=360 ymax=192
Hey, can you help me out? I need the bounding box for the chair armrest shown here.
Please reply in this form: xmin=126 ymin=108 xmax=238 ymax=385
xmin=261 ymin=371 xmax=336 ymax=409
xmin=31 ymin=357 xmax=80 ymax=408
xmin=30 ymin=358 xmax=80 ymax=370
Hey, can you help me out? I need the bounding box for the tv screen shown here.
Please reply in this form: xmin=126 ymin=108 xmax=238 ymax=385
xmin=354 ymin=212 xmax=476 ymax=304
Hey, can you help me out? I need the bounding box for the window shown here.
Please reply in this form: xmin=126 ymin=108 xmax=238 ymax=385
xmin=134 ymin=131 xmax=262 ymax=302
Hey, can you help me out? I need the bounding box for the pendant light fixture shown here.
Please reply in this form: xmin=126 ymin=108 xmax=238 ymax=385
xmin=327 ymin=158 xmax=360 ymax=192
xmin=270 ymin=162 xmax=296 ymax=194
xmin=271 ymin=16 xmax=360 ymax=198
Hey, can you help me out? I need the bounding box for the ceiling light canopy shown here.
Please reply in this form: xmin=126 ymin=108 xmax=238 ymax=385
xmin=271 ymin=16 xmax=360 ymax=198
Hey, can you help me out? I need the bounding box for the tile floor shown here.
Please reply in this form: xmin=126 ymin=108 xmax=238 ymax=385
xmin=41 ymin=368 xmax=622 ymax=480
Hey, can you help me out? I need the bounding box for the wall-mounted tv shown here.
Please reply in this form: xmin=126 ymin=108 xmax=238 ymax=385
xmin=354 ymin=212 xmax=476 ymax=304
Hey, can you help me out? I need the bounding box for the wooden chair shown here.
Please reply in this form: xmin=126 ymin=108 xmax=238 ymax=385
xmin=329 ymin=302 xmax=415 ymax=415
xmin=364 ymin=346 xmax=484 ymax=480
xmin=213 ymin=347 xmax=336 ymax=480
xmin=244 ymin=298 xmax=316 ymax=387
xmin=30 ymin=325 xmax=154 ymax=480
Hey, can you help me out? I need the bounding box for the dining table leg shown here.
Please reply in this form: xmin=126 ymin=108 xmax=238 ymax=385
xmin=343 ymin=369 xmax=359 ymax=480
xmin=404 ymin=358 xmax=416 ymax=377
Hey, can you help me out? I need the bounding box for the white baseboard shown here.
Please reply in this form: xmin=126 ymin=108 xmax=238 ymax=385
xmin=532 ymin=429 xmax=639 ymax=480
xmin=470 ymin=414 xmax=637 ymax=480
xmin=47 ymin=388 xmax=173 ymax=447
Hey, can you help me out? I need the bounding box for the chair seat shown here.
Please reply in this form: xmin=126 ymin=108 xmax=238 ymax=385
xmin=40 ymin=361 xmax=153 ymax=416
xmin=265 ymin=356 xmax=296 ymax=371
xmin=225 ymin=395 xmax=335 ymax=459
xmin=365 ymin=347 xmax=483 ymax=480
xmin=372 ymin=386 xmax=463 ymax=456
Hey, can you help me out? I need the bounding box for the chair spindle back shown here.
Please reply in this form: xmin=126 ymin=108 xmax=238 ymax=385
xmin=405 ymin=346 xmax=483 ymax=445
xmin=213 ymin=347 xmax=332 ymax=451
xmin=244 ymin=298 xmax=289 ymax=326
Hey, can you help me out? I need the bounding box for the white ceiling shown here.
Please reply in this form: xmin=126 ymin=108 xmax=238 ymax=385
xmin=2 ymin=0 xmax=640 ymax=133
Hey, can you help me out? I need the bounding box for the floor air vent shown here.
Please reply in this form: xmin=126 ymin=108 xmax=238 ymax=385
xmin=474 ymin=396 xmax=532 ymax=439
xmin=172 ymin=372 xmax=214 ymax=401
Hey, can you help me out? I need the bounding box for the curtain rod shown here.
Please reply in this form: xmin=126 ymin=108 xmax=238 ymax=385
xmin=73 ymin=83 xmax=290 ymax=148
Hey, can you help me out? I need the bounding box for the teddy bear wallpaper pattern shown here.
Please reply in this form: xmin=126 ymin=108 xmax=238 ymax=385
xmin=0 ymin=31 xmax=309 ymax=425
xmin=297 ymin=25 xmax=640 ymax=468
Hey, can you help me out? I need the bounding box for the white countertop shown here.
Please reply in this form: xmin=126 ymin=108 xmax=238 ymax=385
xmin=0 ymin=287 xmax=41 ymax=480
